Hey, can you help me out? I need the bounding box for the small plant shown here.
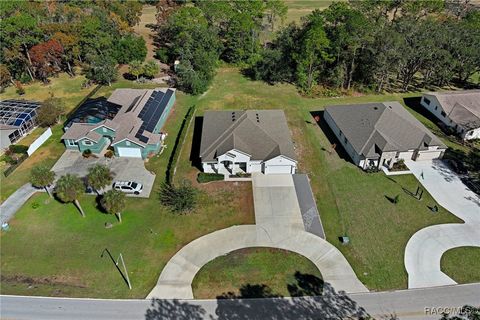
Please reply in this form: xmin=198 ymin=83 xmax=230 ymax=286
xmin=8 ymin=144 xmax=28 ymax=154
xmin=31 ymin=202 xmax=40 ymax=209
xmin=159 ymin=180 xmax=197 ymax=213
xmin=393 ymin=194 xmax=400 ymax=204
xmin=15 ymin=81 xmax=25 ymax=95
xmin=104 ymin=150 xmax=114 ymax=158
xmin=82 ymin=149 xmax=92 ymax=158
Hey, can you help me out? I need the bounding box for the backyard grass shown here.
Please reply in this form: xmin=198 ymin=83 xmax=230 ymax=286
xmin=192 ymin=247 xmax=322 ymax=299
xmin=441 ymin=247 xmax=480 ymax=284
xmin=284 ymin=0 xmax=338 ymax=23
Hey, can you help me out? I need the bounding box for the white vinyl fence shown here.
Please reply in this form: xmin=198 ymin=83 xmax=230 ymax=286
xmin=27 ymin=127 xmax=52 ymax=156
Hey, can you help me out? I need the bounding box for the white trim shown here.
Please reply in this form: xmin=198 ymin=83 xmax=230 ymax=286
xmin=111 ymin=138 xmax=145 ymax=148
xmin=92 ymin=124 xmax=116 ymax=132
xmin=75 ymin=137 xmax=98 ymax=144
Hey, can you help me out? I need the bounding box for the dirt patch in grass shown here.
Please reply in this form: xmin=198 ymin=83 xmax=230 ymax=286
xmin=1 ymin=274 xmax=86 ymax=288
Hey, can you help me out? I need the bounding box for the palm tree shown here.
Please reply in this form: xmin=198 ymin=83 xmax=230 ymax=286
xmin=55 ymin=174 xmax=86 ymax=217
xmin=101 ymin=189 xmax=126 ymax=223
xmin=87 ymin=164 xmax=113 ymax=195
xmin=30 ymin=165 xmax=55 ymax=197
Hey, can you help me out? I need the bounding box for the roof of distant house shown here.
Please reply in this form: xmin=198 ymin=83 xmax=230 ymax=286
xmin=199 ymin=110 xmax=297 ymax=162
xmin=424 ymin=90 xmax=480 ymax=130
xmin=61 ymin=88 xmax=175 ymax=146
xmin=325 ymin=102 xmax=446 ymax=159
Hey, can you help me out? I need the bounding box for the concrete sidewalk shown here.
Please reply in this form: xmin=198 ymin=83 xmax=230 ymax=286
xmin=148 ymin=173 xmax=367 ymax=299
xmin=404 ymin=160 xmax=480 ymax=289
xmin=0 ymin=183 xmax=42 ymax=224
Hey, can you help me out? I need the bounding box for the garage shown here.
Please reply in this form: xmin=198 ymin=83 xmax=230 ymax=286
xmin=264 ymin=165 xmax=295 ymax=174
xmin=415 ymin=150 xmax=444 ymax=161
xmin=117 ymin=147 xmax=142 ymax=158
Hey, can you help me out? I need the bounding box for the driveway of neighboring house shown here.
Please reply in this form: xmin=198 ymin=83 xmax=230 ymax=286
xmin=0 ymin=184 xmax=43 ymax=224
xmin=404 ymin=159 xmax=480 ymax=289
xmin=51 ymin=150 xmax=155 ymax=198
xmin=147 ymin=173 xmax=367 ymax=299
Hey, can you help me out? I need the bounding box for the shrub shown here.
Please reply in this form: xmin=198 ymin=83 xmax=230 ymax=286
xmin=31 ymin=202 xmax=40 ymax=209
xmin=159 ymin=181 xmax=197 ymax=213
xmin=8 ymin=144 xmax=28 ymax=154
xmin=82 ymin=149 xmax=92 ymax=158
xmin=104 ymin=150 xmax=114 ymax=158
xmin=197 ymin=172 xmax=224 ymax=183
xmin=15 ymin=81 xmax=25 ymax=95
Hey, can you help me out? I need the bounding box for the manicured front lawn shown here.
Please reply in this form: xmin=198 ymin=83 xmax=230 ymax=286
xmin=441 ymin=247 xmax=480 ymax=284
xmin=175 ymin=68 xmax=464 ymax=291
xmin=192 ymin=248 xmax=322 ymax=299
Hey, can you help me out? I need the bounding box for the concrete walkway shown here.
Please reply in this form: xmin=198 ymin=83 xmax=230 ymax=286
xmin=404 ymin=160 xmax=480 ymax=288
xmin=0 ymin=183 xmax=43 ymax=224
xmin=148 ymin=173 xmax=367 ymax=299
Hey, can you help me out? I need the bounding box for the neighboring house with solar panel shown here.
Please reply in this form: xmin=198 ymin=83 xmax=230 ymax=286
xmin=199 ymin=110 xmax=297 ymax=175
xmin=61 ymin=88 xmax=175 ymax=159
xmin=0 ymin=99 xmax=41 ymax=150
xmin=421 ymin=90 xmax=480 ymax=140
xmin=324 ymin=102 xmax=446 ymax=170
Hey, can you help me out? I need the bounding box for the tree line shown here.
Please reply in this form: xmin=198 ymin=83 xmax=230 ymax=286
xmin=0 ymin=0 xmax=148 ymax=89
xmin=157 ymin=0 xmax=480 ymax=94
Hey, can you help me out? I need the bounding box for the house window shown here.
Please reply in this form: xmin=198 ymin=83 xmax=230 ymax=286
xmin=441 ymin=111 xmax=446 ymax=117
xmin=126 ymin=141 xmax=131 ymax=146
xmin=83 ymin=140 xmax=93 ymax=146
xmin=102 ymin=127 xmax=107 ymax=133
xmin=66 ymin=140 xmax=77 ymax=147
xmin=435 ymin=106 xmax=438 ymax=110
xmin=344 ymin=136 xmax=347 ymax=144
xmin=423 ymin=98 xmax=431 ymax=105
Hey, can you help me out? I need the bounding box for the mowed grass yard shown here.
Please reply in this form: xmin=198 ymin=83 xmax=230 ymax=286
xmin=0 ymin=85 xmax=255 ymax=298
xmin=175 ymin=68 xmax=464 ymax=291
xmin=192 ymin=248 xmax=322 ymax=299
xmin=441 ymin=247 xmax=480 ymax=284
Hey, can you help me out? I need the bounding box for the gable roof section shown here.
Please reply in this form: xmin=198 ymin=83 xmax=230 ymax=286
xmin=325 ymin=102 xmax=446 ymax=158
xmin=200 ymin=110 xmax=296 ymax=162
xmin=424 ymin=90 xmax=480 ymax=129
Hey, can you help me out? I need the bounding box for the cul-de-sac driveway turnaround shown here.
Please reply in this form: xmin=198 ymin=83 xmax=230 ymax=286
xmin=147 ymin=173 xmax=367 ymax=299
xmin=405 ymin=160 xmax=480 ymax=289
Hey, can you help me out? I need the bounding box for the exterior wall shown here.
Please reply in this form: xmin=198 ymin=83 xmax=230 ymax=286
xmin=77 ymin=137 xmax=108 ymax=153
xmin=93 ymin=125 xmax=116 ymax=138
xmin=398 ymin=150 xmax=415 ymax=161
xmin=248 ymin=160 xmax=262 ymax=173
xmin=142 ymin=142 xmax=161 ymax=158
xmin=153 ymin=93 xmax=176 ymax=134
xmin=379 ymin=151 xmax=397 ymax=169
xmin=202 ymin=162 xmax=217 ymax=173
xmin=324 ymin=110 xmax=362 ymax=165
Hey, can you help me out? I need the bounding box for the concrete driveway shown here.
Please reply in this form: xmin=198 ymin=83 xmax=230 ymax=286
xmin=148 ymin=173 xmax=367 ymax=299
xmin=51 ymin=150 xmax=155 ymax=198
xmin=404 ymin=160 xmax=480 ymax=288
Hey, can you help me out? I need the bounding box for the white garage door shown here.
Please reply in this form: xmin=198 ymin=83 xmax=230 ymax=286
xmin=117 ymin=147 xmax=142 ymax=158
xmin=264 ymin=165 xmax=294 ymax=174
xmin=416 ymin=151 xmax=443 ymax=161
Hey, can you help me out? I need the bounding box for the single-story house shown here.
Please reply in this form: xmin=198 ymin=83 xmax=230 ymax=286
xmin=324 ymin=102 xmax=446 ymax=170
xmin=62 ymin=88 xmax=175 ymax=159
xmin=0 ymin=100 xmax=41 ymax=150
xmin=421 ymin=90 xmax=480 ymax=140
xmin=199 ymin=110 xmax=297 ymax=175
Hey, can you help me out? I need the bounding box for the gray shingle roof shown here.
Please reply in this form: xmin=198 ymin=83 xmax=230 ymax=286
xmin=424 ymin=90 xmax=480 ymax=129
xmin=199 ymin=110 xmax=296 ymax=162
xmin=325 ymin=102 xmax=446 ymax=158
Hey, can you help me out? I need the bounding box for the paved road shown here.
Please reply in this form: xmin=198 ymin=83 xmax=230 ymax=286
xmin=147 ymin=174 xmax=366 ymax=299
xmin=2 ymin=283 xmax=479 ymax=319
xmin=0 ymin=183 xmax=41 ymax=224
xmin=405 ymin=160 xmax=480 ymax=288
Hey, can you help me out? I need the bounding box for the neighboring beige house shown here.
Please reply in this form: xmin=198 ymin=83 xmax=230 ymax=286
xmin=324 ymin=102 xmax=446 ymax=170
xmin=199 ymin=110 xmax=297 ymax=175
xmin=421 ymin=90 xmax=480 ymax=140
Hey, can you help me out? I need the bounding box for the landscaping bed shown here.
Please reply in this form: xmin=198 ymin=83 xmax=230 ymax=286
xmin=197 ymin=172 xmax=224 ymax=183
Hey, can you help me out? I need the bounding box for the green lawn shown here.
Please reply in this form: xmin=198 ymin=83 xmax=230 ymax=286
xmin=284 ymin=0 xmax=339 ymax=24
xmin=0 ymin=87 xmax=255 ymax=298
xmin=192 ymin=248 xmax=322 ymax=299
xmin=441 ymin=247 xmax=480 ymax=284
xmin=0 ymin=67 xmax=473 ymax=298
xmin=174 ymin=68 xmax=463 ymax=291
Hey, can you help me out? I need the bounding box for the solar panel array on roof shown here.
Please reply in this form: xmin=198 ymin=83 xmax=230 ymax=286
xmin=135 ymin=89 xmax=174 ymax=142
